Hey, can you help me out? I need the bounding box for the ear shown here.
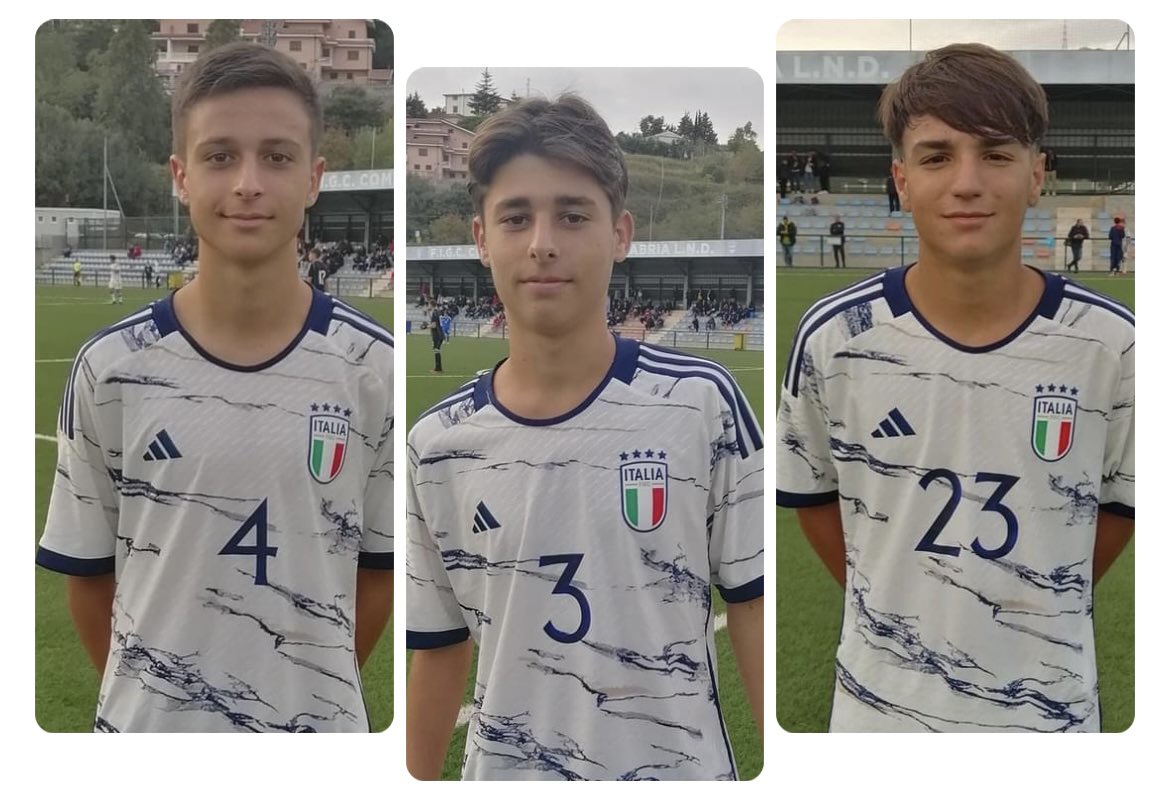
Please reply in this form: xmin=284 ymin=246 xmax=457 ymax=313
xmin=170 ymin=155 xmax=189 ymax=205
xmin=306 ymin=156 xmax=326 ymax=208
xmin=1028 ymin=148 xmax=1045 ymax=207
xmin=891 ymin=159 xmax=910 ymax=212
xmin=471 ymin=216 xmax=491 ymax=268
xmin=612 ymin=209 xmax=635 ymax=263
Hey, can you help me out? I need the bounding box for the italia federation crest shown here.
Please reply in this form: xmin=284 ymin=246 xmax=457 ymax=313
xmin=619 ymin=449 xmax=668 ymax=532
xmin=308 ymin=403 xmax=351 ymax=483
xmin=1031 ymin=384 xmax=1078 ymax=462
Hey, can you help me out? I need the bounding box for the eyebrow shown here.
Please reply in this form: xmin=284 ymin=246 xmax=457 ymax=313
xmin=910 ymin=135 xmax=1018 ymax=154
xmin=195 ymin=137 xmax=304 ymax=150
xmin=492 ymin=195 xmax=600 ymax=213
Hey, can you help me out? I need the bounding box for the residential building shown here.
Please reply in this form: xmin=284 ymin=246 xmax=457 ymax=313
xmin=405 ymin=118 xmax=476 ymax=181
xmin=152 ymin=20 xmax=390 ymax=91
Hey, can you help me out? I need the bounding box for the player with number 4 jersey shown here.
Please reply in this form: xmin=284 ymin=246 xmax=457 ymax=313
xmin=36 ymin=43 xmax=393 ymax=732
xmin=776 ymin=44 xmax=1134 ymax=733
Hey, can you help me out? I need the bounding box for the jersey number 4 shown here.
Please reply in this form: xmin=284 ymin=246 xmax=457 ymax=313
xmin=220 ymin=500 xmax=278 ymax=585
xmin=915 ymin=470 xmax=1020 ymax=560
xmin=540 ymin=553 xmax=591 ymax=644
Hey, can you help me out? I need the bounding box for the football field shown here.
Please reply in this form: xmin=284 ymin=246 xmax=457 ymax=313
xmin=404 ymin=333 xmax=765 ymax=779
xmin=775 ymin=269 xmax=1136 ymax=732
xmin=33 ymin=285 xmax=394 ymax=732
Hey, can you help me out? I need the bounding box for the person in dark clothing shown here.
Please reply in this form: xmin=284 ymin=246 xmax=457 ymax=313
xmin=307 ymin=248 xmax=329 ymax=292
xmin=829 ymin=216 xmax=846 ymax=268
xmin=429 ymin=302 xmax=446 ymax=372
xmin=1108 ymin=217 xmax=1126 ymax=275
xmin=777 ymin=161 xmax=788 ymax=199
xmin=816 ymin=150 xmax=831 ymax=193
xmin=777 ymin=215 xmax=797 ymax=267
xmin=1065 ymin=219 xmax=1089 ymax=272
xmin=886 ymin=173 xmax=900 ymax=214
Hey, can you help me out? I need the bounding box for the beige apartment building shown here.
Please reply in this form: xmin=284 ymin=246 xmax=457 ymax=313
xmin=405 ymin=118 xmax=475 ymax=181
xmin=153 ymin=20 xmax=390 ymax=90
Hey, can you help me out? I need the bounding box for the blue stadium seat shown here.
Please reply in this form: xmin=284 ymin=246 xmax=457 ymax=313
xmin=880 ymin=246 xmax=894 ymax=256
xmin=865 ymin=246 xmax=878 ymax=256
xmin=1023 ymin=221 xmax=1037 ymax=233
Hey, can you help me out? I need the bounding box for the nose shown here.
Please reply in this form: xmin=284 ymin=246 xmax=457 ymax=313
xmin=949 ymin=152 xmax=984 ymax=198
xmin=233 ymin=156 xmax=264 ymax=198
xmin=527 ymin=214 xmax=558 ymax=261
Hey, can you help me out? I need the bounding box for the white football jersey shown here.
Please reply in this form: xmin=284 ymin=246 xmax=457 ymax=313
xmin=407 ymin=337 xmax=763 ymax=779
xmin=777 ymin=266 xmax=1134 ymax=732
xmin=38 ymin=288 xmax=393 ymax=732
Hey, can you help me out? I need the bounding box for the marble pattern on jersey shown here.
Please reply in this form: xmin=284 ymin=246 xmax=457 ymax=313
xmin=844 ymin=554 xmax=1094 ymax=732
xmin=109 ymin=603 xmax=357 ymax=732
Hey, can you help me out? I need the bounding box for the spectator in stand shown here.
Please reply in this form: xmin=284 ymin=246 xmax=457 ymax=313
xmin=1065 ymin=218 xmax=1089 ymax=272
xmin=815 ymin=150 xmax=831 ymax=193
xmin=143 ymin=261 xmax=155 ymax=288
xmin=691 ymin=314 xmax=700 ymax=332
xmin=1042 ymin=146 xmax=1058 ymax=196
xmin=886 ymin=172 xmax=900 ymax=214
xmin=1108 ymin=216 xmax=1126 ymax=275
xmin=777 ymin=160 xmax=788 ymax=200
xmin=802 ymin=154 xmax=817 ymax=193
xmin=778 ymin=215 xmax=797 ymax=267
xmin=72 ymin=258 xmax=82 ymax=286
xmin=788 ymin=152 xmax=803 ymax=195
xmin=830 ymin=216 xmax=846 ymax=268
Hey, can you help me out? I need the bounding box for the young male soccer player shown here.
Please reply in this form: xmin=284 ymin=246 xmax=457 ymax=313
xmin=36 ymin=43 xmax=394 ymax=732
xmin=428 ymin=301 xmax=445 ymax=373
xmin=406 ymin=95 xmax=764 ymax=779
xmin=776 ymin=44 xmax=1134 ymax=732
xmin=107 ymin=254 xmax=123 ymax=305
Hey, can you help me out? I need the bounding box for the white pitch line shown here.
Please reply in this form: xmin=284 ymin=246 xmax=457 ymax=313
xmin=36 ymin=358 xmax=74 ymax=364
xmin=35 ymin=434 xmax=56 ymax=443
xmin=452 ymin=613 xmax=728 ymax=728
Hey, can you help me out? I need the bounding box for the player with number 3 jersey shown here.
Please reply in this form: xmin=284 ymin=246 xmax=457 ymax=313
xmin=406 ymin=95 xmax=763 ymax=779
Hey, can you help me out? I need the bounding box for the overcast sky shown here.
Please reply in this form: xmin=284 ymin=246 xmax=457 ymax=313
xmin=408 ymin=68 xmax=762 ymax=142
xmin=776 ymin=19 xmax=1134 ymax=51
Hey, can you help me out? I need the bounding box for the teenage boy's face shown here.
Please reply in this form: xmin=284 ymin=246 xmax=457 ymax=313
xmin=472 ymin=153 xmax=633 ymax=337
xmin=893 ymin=115 xmax=1043 ymax=268
xmin=171 ymin=87 xmax=324 ymax=267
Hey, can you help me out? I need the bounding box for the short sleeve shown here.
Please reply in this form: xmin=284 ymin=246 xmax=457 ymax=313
xmin=405 ymin=440 xmax=469 ymax=648
xmin=37 ymin=354 xmax=118 ymax=575
xmin=1100 ymin=339 xmax=1134 ymax=517
xmin=359 ymin=397 xmax=394 ymax=569
xmin=708 ymin=384 xmax=764 ymax=603
xmin=777 ymin=337 xmax=839 ymax=507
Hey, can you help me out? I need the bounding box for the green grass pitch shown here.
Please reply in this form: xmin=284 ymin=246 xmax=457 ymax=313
xmin=775 ymin=269 xmax=1136 ymax=732
xmin=33 ymin=285 xmax=393 ymax=732
xmin=404 ymin=332 xmax=765 ymax=779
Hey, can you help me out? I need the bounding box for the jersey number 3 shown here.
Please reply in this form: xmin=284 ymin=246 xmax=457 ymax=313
xmin=915 ymin=470 xmax=1020 ymax=560
xmin=220 ymin=500 xmax=278 ymax=585
xmin=540 ymin=553 xmax=591 ymax=643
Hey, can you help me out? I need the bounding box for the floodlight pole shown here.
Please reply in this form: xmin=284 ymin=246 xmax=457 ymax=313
xmin=102 ymin=136 xmax=108 ymax=252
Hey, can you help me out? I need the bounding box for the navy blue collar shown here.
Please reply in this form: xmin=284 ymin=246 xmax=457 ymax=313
xmin=152 ymin=285 xmax=334 ymax=372
xmin=884 ymin=263 xmax=1065 ymax=354
xmin=473 ymin=334 xmax=641 ymax=425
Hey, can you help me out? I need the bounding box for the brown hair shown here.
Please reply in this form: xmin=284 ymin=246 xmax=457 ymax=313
xmin=171 ymin=41 xmax=323 ymax=157
xmin=878 ymin=43 xmax=1049 ymax=156
xmin=468 ymin=93 xmax=628 ymax=219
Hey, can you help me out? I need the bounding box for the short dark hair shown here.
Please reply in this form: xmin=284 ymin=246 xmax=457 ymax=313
xmin=468 ymin=94 xmax=628 ymax=219
xmin=878 ymin=43 xmax=1049 ymax=156
xmin=171 ymin=42 xmax=323 ymax=158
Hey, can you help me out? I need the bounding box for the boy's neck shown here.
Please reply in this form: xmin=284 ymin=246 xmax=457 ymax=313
xmin=172 ymin=241 xmax=313 ymax=365
xmin=493 ymin=319 xmax=616 ymax=420
xmin=906 ymin=248 xmax=1046 ymax=348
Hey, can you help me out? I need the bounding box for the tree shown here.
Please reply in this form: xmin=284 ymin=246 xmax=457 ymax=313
xmin=638 ymin=115 xmax=665 ymax=137
xmin=727 ymin=121 xmax=758 ymax=153
xmin=427 ymin=212 xmax=472 ymax=245
xmin=368 ymin=20 xmax=393 ymax=70
xmin=352 ymin=126 xmax=393 ymax=169
xmin=323 ymin=85 xmax=386 ymax=134
xmin=93 ymin=20 xmax=171 ymax=162
xmin=406 ymin=91 xmax=428 ymax=118
xmin=204 ymin=20 xmax=242 ymax=52
xmin=676 ymin=112 xmax=694 ymax=141
xmin=469 ymin=68 xmax=502 ymax=116
xmin=319 ymin=127 xmax=354 ymax=170
xmin=692 ymin=111 xmax=718 ymax=145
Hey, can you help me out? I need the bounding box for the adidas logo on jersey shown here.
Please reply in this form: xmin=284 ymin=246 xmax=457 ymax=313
xmin=871 ymin=408 xmax=916 ymax=438
xmin=472 ymin=501 xmax=501 ymax=534
xmin=143 ymin=429 xmax=183 ymax=461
